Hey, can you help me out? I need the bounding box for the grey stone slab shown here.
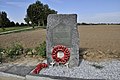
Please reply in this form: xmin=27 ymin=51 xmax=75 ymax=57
xmin=0 ymin=64 xmax=14 ymax=72
xmin=0 ymin=72 xmax=25 ymax=80
xmin=46 ymin=14 xmax=79 ymax=67
xmin=5 ymin=65 xmax=34 ymax=76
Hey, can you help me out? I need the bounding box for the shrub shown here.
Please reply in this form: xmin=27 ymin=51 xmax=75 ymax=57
xmin=6 ymin=43 xmax=23 ymax=58
xmin=0 ymin=48 xmax=4 ymax=63
xmin=0 ymin=48 xmax=3 ymax=53
xmin=24 ymin=48 xmax=31 ymax=53
xmin=35 ymin=41 xmax=46 ymax=57
xmin=25 ymin=48 xmax=33 ymax=55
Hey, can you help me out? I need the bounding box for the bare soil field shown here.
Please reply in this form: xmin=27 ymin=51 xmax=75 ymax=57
xmin=0 ymin=28 xmax=46 ymax=48
xmin=79 ymin=25 xmax=120 ymax=52
xmin=78 ymin=25 xmax=120 ymax=61
xmin=0 ymin=25 xmax=120 ymax=61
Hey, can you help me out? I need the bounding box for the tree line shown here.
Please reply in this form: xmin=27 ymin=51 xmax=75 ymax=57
xmin=77 ymin=22 xmax=120 ymax=25
xmin=0 ymin=11 xmax=27 ymax=28
xmin=1 ymin=0 xmax=119 ymax=29
xmin=0 ymin=0 xmax=57 ymax=29
xmin=24 ymin=1 xmax=57 ymax=27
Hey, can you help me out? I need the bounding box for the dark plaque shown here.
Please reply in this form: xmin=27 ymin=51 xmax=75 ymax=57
xmin=52 ymin=23 xmax=71 ymax=47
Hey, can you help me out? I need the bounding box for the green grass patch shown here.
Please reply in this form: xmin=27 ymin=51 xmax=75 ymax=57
xmin=35 ymin=41 xmax=46 ymax=58
xmin=0 ymin=48 xmax=4 ymax=63
xmin=0 ymin=26 xmax=30 ymax=32
xmin=0 ymin=26 xmax=42 ymax=35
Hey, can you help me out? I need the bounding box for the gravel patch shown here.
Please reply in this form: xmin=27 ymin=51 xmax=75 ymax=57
xmin=39 ymin=59 xmax=120 ymax=79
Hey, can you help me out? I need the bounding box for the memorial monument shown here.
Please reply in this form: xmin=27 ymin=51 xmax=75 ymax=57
xmin=46 ymin=14 xmax=79 ymax=67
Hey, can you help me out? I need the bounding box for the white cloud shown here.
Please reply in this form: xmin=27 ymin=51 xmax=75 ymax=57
xmin=0 ymin=0 xmax=29 ymax=8
xmin=78 ymin=12 xmax=120 ymax=23
xmin=48 ymin=0 xmax=63 ymax=3
xmin=6 ymin=1 xmax=28 ymax=7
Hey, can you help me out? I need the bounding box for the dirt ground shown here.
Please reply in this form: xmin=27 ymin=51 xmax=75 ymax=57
xmin=78 ymin=25 xmax=120 ymax=61
xmin=0 ymin=28 xmax=46 ymax=48
xmin=0 ymin=25 xmax=120 ymax=61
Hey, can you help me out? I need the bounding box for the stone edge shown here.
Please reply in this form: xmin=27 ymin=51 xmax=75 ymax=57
xmin=0 ymin=72 xmax=25 ymax=79
xmin=26 ymin=74 xmax=84 ymax=80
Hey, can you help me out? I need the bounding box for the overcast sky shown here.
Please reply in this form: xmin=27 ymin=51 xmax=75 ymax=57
xmin=0 ymin=0 xmax=120 ymax=23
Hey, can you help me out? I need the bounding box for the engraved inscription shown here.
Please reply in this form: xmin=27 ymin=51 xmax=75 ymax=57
xmin=52 ymin=23 xmax=71 ymax=47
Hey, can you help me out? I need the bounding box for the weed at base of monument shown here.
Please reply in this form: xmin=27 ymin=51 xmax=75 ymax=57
xmin=0 ymin=48 xmax=4 ymax=63
xmin=0 ymin=42 xmax=46 ymax=63
xmin=25 ymin=48 xmax=33 ymax=55
xmin=0 ymin=43 xmax=24 ymax=63
xmin=6 ymin=43 xmax=23 ymax=58
xmin=35 ymin=41 xmax=46 ymax=58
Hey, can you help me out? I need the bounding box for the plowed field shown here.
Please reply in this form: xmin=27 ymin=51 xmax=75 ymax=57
xmin=0 ymin=25 xmax=120 ymax=61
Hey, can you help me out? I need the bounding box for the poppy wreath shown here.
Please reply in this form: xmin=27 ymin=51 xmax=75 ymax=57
xmin=52 ymin=45 xmax=70 ymax=64
xmin=32 ymin=63 xmax=48 ymax=74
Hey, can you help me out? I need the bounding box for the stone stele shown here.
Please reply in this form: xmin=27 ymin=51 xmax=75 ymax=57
xmin=46 ymin=14 xmax=79 ymax=67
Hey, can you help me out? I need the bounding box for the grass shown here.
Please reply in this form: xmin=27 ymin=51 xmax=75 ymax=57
xmin=35 ymin=41 xmax=46 ymax=57
xmin=0 ymin=26 xmax=43 ymax=35
xmin=0 ymin=26 xmax=30 ymax=32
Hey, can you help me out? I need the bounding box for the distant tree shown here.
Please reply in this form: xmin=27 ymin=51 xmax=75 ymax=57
xmin=20 ymin=23 xmax=25 ymax=26
xmin=0 ymin=13 xmax=2 ymax=27
xmin=25 ymin=1 xmax=57 ymax=27
xmin=16 ymin=22 xmax=20 ymax=26
xmin=0 ymin=11 xmax=10 ymax=29
xmin=77 ymin=23 xmax=81 ymax=25
xmin=24 ymin=15 xmax=30 ymax=26
xmin=26 ymin=1 xmax=43 ymax=27
xmin=10 ymin=21 xmax=15 ymax=27
xmin=42 ymin=4 xmax=57 ymax=26
xmin=81 ymin=22 xmax=88 ymax=25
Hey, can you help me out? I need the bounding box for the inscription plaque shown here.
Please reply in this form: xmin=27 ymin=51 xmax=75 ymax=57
xmin=52 ymin=23 xmax=71 ymax=47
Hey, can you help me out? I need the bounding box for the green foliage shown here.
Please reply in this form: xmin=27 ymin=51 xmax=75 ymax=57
xmin=1 ymin=27 xmax=5 ymax=31
xmin=0 ymin=42 xmax=46 ymax=62
xmin=35 ymin=41 xmax=46 ymax=57
xmin=25 ymin=1 xmax=57 ymax=27
xmin=16 ymin=22 xmax=19 ymax=26
xmin=0 ymin=48 xmax=3 ymax=52
xmin=0 ymin=48 xmax=4 ymax=63
xmin=24 ymin=48 xmax=33 ymax=55
xmin=0 ymin=11 xmax=23 ymax=28
xmin=10 ymin=21 xmax=15 ymax=27
xmin=24 ymin=15 xmax=31 ymax=26
xmin=0 ymin=26 xmax=32 ymax=33
xmin=6 ymin=44 xmax=23 ymax=58
xmin=25 ymin=48 xmax=32 ymax=53
xmin=0 ymin=11 xmax=10 ymax=28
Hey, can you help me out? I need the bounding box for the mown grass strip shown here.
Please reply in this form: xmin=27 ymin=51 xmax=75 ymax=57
xmin=0 ymin=27 xmax=42 ymax=35
xmin=0 ymin=26 xmax=30 ymax=33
